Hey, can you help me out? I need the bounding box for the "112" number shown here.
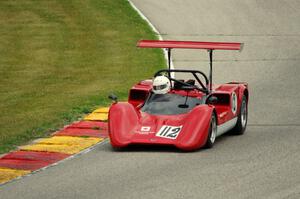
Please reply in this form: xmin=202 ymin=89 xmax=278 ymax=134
xmin=156 ymin=125 xmax=183 ymax=139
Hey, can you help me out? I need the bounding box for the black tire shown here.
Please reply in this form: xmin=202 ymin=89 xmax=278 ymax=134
xmin=231 ymin=95 xmax=248 ymax=135
xmin=204 ymin=113 xmax=217 ymax=148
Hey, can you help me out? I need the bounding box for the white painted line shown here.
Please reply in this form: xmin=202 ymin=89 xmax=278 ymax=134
xmin=127 ymin=0 xmax=175 ymax=73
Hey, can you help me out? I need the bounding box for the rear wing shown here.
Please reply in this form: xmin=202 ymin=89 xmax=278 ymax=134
xmin=137 ymin=40 xmax=243 ymax=93
xmin=138 ymin=40 xmax=243 ymax=51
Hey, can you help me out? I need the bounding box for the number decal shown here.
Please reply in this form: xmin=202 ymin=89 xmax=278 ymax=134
xmin=168 ymin=127 xmax=181 ymax=138
xmin=156 ymin=125 xmax=183 ymax=139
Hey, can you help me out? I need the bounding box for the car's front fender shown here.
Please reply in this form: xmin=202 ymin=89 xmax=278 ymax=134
xmin=108 ymin=102 xmax=139 ymax=147
xmin=175 ymin=105 xmax=214 ymax=151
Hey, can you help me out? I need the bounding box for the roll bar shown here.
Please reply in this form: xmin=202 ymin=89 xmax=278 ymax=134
xmin=154 ymin=69 xmax=209 ymax=94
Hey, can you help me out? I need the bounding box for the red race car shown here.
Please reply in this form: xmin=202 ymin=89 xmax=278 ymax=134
xmin=108 ymin=40 xmax=248 ymax=151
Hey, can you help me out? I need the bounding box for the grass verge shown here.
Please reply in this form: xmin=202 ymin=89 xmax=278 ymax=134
xmin=0 ymin=0 xmax=165 ymax=154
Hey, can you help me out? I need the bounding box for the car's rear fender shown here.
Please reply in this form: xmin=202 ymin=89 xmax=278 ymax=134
xmin=231 ymin=83 xmax=249 ymax=114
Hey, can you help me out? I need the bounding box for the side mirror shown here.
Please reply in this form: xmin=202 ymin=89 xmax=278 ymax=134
xmin=108 ymin=94 xmax=118 ymax=103
xmin=207 ymin=96 xmax=218 ymax=104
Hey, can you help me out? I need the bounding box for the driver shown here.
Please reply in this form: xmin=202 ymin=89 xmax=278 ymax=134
xmin=152 ymin=76 xmax=171 ymax=94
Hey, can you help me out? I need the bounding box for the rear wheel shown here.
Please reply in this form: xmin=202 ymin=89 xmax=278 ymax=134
xmin=204 ymin=113 xmax=217 ymax=148
xmin=232 ymin=95 xmax=248 ymax=135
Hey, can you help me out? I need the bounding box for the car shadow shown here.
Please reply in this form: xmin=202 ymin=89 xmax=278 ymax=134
xmin=100 ymin=132 xmax=237 ymax=153
xmin=110 ymin=144 xmax=184 ymax=153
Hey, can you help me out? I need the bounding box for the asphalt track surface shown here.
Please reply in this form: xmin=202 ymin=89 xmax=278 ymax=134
xmin=1 ymin=1 xmax=300 ymax=198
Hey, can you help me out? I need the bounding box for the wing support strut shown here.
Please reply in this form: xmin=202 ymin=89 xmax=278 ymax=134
xmin=209 ymin=49 xmax=213 ymax=93
xmin=167 ymin=48 xmax=171 ymax=78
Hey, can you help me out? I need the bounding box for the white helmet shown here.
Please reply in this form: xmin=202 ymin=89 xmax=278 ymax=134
xmin=152 ymin=76 xmax=171 ymax=94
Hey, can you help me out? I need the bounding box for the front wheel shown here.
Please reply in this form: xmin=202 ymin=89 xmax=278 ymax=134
xmin=231 ymin=95 xmax=248 ymax=135
xmin=204 ymin=113 xmax=217 ymax=148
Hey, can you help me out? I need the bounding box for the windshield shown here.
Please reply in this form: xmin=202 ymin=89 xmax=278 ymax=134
xmin=141 ymin=93 xmax=204 ymax=115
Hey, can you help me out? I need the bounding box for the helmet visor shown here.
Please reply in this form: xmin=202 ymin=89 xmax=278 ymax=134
xmin=153 ymin=84 xmax=167 ymax=90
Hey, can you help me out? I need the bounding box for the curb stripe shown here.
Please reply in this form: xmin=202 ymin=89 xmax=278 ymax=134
xmin=92 ymin=107 xmax=109 ymax=113
xmin=20 ymin=136 xmax=102 ymax=155
xmin=54 ymin=128 xmax=108 ymax=138
xmin=66 ymin=121 xmax=108 ymax=130
xmin=0 ymin=159 xmax=52 ymax=171
xmin=35 ymin=136 xmax=101 ymax=146
xmin=84 ymin=113 xmax=108 ymax=121
xmin=84 ymin=107 xmax=109 ymax=121
xmin=0 ymin=168 xmax=30 ymax=184
xmin=2 ymin=151 xmax=70 ymax=163
xmin=20 ymin=144 xmax=94 ymax=155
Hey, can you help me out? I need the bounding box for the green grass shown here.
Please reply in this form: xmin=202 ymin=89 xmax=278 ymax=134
xmin=0 ymin=0 xmax=165 ymax=154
